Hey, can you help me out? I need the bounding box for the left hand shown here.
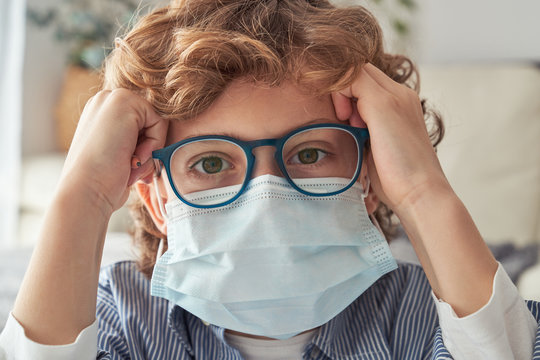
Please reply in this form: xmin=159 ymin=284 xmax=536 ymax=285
xmin=332 ymin=64 xmax=499 ymax=318
xmin=331 ymin=63 xmax=451 ymax=215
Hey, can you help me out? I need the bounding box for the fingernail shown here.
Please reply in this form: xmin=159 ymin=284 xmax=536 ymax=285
xmin=131 ymin=156 xmax=142 ymax=169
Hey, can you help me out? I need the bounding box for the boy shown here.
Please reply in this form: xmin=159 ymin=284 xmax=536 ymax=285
xmin=2 ymin=0 xmax=539 ymax=358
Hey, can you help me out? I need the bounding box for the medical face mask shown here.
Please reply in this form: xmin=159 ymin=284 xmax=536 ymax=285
xmin=150 ymin=175 xmax=397 ymax=339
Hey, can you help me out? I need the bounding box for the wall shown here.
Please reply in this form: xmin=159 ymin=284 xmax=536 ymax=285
xmin=22 ymin=0 xmax=166 ymax=156
xmin=23 ymin=0 xmax=68 ymax=155
xmin=21 ymin=0 xmax=540 ymax=155
xmin=336 ymin=0 xmax=540 ymax=63
xmin=414 ymin=0 xmax=540 ymax=64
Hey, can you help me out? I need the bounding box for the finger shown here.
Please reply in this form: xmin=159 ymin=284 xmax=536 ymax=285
xmin=331 ymin=92 xmax=353 ymax=121
xmin=349 ymin=66 xmax=391 ymax=100
xmin=128 ymin=120 xmax=168 ymax=187
xmin=82 ymin=90 xmax=110 ymax=114
xmin=140 ymin=171 xmax=155 ymax=185
xmin=71 ymin=91 xmax=110 ymax=143
xmin=132 ymin=117 xmax=169 ymax=165
xmin=127 ymin=157 xmax=156 ymax=186
xmin=131 ymin=156 xmax=142 ymax=169
xmin=344 ymin=68 xmax=392 ymax=128
xmin=363 ymin=63 xmax=401 ymax=93
xmin=332 ymin=72 xmax=379 ymax=128
xmin=332 ymin=65 xmax=390 ymax=128
xmin=349 ymin=99 xmax=367 ymax=128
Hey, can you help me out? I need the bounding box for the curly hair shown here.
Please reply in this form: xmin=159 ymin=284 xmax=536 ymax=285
xmin=102 ymin=0 xmax=444 ymax=279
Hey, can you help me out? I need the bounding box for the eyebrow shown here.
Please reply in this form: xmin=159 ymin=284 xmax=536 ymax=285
xmin=185 ymin=117 xmax=337 ymax=141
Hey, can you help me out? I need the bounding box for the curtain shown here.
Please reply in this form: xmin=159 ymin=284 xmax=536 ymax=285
xmin=0 ymin=0 xmax=25 ymax=247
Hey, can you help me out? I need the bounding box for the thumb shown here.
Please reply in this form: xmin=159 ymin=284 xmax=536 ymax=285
xmin=350 ymin=100 xmax=367 ymax=128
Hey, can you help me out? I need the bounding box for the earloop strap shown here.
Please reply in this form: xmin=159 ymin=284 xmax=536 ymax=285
xmin=361 ymin=173 xmax=370 ymax=199
xmin=369 ymin=213 xmax=385 ymax=237
xmin=155 ymin=238 xmax=165 ymax=263
xmin=153 ymin=176 xmax=169 ymax=223
xmin=362 ymin=170 xmax=382 ymax=236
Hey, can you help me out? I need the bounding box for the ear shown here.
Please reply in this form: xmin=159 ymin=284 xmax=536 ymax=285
xmin=359 ymin=150 xmax=379 ymax=215
xmin=134 ymin=177 xmax=168 ymax=235
xmin=364 ymin=185 xmax=379 ymax=215
xmin=360 ymin=174 xmax=379 ymax=215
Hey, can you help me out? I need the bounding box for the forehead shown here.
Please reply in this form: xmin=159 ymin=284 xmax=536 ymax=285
xmin=166 ymin=81 xmax=339 ymax=144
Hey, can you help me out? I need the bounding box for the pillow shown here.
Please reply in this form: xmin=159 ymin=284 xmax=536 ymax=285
xmin=420 ymin=64 xmax=540 ymax=246
xmin=19 ymin=153 xmax=134 ymax=245
xmin=20 ymin=153 xmax=65 ymax=212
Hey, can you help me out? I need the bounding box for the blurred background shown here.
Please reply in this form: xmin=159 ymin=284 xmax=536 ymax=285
xmin=1 ymin=0 xmax=539 ymax=326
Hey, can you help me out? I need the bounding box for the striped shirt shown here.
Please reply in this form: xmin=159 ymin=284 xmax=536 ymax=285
xmin=95 ymin=261 xmax=540 ymax=359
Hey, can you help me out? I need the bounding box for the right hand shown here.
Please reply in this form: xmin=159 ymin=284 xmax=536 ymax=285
xmin=61 ymin=88 xmax=168 ymax=215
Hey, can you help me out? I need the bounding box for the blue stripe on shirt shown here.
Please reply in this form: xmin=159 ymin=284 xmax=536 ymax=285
xmin=95 ymin=261 xmax=539 ymax=359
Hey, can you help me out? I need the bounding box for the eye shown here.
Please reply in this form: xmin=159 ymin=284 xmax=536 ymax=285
xmin=290 ymin=148 xmax=327 ymax=165
xmin=191 ymin=156 xmax=231 ymax=174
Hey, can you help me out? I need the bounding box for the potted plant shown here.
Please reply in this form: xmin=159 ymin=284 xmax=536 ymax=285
xmin=27 ymin=0 xmax=415 ymax=151
xmin=27 ymin=0 xmax=143 ymax=151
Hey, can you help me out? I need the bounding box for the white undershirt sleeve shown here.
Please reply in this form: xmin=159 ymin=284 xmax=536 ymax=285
xmin=1 ymin=263 xmax=536 ymax=360
xmin=0 ymin=312 xmax=97 ymax=360
xmin=433 ymin=262 xmax=538 ymax=360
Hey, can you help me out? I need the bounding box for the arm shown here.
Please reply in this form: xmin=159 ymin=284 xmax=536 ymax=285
xmin=11 ymin=89 xmax=167 ymax=345
xmin=434 ymin=263 xmax=537 ymax=359
xmin=332 ymin=63 xmax=497 ymax=316
xmin=0 ymin=313 xmax=98 ymax=360
xmin=395 ymin=182 xmax=497 ymax=316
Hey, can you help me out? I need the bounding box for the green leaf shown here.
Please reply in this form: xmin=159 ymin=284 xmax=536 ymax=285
xmin=398 ymin=0 xmax=417 ymax=11
xmin=26 ymin=8 xmax=56 ymax=27
xmin=392 ymin=19 xmax=410 ymax=35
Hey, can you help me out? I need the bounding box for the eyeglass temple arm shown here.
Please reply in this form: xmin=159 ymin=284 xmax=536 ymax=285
xmin=153 ymin=159 xmax=169 ymax=222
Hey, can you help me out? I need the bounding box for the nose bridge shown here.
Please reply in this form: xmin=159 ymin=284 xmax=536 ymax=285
xmin=249 ymin=139 xmax=283 ymax=178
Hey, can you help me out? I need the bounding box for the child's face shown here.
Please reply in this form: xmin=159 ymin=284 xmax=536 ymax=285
xmin=167 ymin=80 xmax=339 ymax=150
xmin=144 ymin=80 xmax=377 ymax=233
xmin=162 ymin=80 xmax=342 ymax=192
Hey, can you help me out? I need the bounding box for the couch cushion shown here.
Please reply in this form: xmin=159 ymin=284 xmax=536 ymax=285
xmin=420 ymin=64 xmax=540 ymax=245
xmin=19 ymin=152 xmax=134 ymax=245
xmin=20 ymin=153 xmax=65 ymax=212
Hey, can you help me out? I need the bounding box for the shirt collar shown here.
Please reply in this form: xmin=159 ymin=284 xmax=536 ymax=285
xmin=166 ymin=287 xmax=391 ymax=360
xmin=167 ymin=302 xmax=195 ymax=356
xmin=167 ymin=302 xmax=243 ymax=358
xmin=307 ymin=290 xmax=392 ymax=359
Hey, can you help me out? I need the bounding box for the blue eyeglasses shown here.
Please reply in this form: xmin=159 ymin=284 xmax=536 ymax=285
xmin=152 ymin=123 xmax=369 ymax=208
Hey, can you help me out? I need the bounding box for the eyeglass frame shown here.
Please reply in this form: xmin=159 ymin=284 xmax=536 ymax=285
xmin=152 ymin=123 xmax=370 ymax=209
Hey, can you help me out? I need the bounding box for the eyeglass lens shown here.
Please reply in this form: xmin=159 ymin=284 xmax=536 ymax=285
xmin=169 ymin=128 xmax=359 ymax=206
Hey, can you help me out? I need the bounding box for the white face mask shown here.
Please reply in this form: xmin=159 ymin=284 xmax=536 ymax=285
xmin=151 ymin=175 xmax=397 ymax=339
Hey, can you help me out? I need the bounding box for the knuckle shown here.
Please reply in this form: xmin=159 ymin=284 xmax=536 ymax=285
xmin=403 ymin=86 xmax=420 ymax=101
xmin=391 ymin=86 xmax=420 ymax=108
xmin=85 ymin=89 xmax=109 ymax=106
xmin=383 ymin=94 xmax=401 ymax=109
xmin=109 ymin=88 xmax=134 ymax=103
xmin=94 ymin=89 xmax=111 ymax=98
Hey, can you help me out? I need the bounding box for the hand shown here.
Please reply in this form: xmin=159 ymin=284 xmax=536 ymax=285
xmin=61 ymin=88 xmax=168 ymax=215
xmin=11 ymin=89 xmax=168 ymax=345
xmin=333 ymin=64 xmax=499 ymax=317
xmin=331 ymin=63 xmax=451 ymax=215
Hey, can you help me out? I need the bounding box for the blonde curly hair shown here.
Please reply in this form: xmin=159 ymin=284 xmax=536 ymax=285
xmin=102 ymin=0 xmax=444 ymax=279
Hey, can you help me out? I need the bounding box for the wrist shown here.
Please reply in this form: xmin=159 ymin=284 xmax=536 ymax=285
xmin=393 ymin=178 xmax=498 ymax=316
xmin=393 ymin=177 xmax=457 ymax=223
xmin=12 ymin=173 xmax=115 ymax=344
xmin=54 ymin=175 xmax=116 ymax=224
